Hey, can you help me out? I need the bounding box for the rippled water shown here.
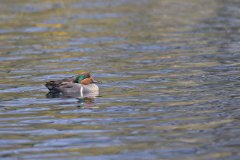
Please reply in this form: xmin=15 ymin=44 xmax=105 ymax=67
xmin=0 ymin=0 xmax=240 ymax=160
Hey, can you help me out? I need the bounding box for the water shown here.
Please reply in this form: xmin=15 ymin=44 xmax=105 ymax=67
xmin=0 ymin=0 xmax=240 ymax=160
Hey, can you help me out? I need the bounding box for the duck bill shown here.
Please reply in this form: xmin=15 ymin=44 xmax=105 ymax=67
xmin=92 ymin=79 xmax=101 ymax=84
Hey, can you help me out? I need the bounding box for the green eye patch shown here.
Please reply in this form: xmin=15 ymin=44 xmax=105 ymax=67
xmin=75 ymin=74 xmax=87 ymax=83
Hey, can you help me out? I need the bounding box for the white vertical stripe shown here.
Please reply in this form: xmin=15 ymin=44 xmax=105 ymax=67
xmin=80 ymin=86 xmax=83 ymax=97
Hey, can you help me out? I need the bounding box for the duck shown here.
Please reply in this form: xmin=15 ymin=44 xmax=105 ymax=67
xmin=45 ymin=72 xmax=99 ymax=97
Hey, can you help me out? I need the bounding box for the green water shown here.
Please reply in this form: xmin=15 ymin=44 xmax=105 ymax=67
xmin=0 ymin=0 xmax=239 ymax=160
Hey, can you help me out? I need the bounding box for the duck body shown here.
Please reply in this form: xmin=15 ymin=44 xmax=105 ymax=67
xmin=45 ymin=72 xmax=99 ymax=97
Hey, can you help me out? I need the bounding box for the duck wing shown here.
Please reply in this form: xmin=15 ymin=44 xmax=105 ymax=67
xmin=45 ymin=78 xmax=75 ymax=92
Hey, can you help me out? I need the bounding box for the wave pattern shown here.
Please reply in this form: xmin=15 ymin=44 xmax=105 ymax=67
xmin=0 ymin=0 xmax=239 ymax=160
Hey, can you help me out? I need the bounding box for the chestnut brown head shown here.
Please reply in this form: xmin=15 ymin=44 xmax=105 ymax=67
xmin=74 ymin=72 xmax=97 ymax=85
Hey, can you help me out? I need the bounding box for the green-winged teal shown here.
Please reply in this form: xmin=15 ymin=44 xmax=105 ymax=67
xmin=45 ymin=72 xmax=99 ymax=97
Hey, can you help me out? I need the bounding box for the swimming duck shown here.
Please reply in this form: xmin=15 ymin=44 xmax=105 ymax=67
xmin=45 ymin=72 xmax=99 ymax=97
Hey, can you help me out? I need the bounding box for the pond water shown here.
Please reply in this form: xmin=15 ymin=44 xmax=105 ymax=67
xmin=0 ymin=0 xmax=239 ymax=160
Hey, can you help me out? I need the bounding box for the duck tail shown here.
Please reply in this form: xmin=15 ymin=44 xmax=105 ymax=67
xmin=45 ymin=81 xmax=58 ymax=92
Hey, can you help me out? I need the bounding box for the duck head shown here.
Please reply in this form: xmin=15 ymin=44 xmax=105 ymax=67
xmin=74 ymin=72 xmax=98 ymax=85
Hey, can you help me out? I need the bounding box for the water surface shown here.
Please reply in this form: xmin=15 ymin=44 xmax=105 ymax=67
xmin=0 ymin=0 xmax=240 ymax=160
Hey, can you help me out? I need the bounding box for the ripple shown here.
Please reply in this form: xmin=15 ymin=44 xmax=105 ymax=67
xmin=0 ymin=86 xmax=42 ymax=93
xmin=0 ymin=56 xmax=26 ymax=61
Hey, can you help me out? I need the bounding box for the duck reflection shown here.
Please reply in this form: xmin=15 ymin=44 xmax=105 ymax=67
xmin=46 ymin=91 xmax=99 ymax=108
xmin=76 ymin=97 xmax=96 ymax=108
xmin=46 ymin=90 xmax=99 ymax=98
